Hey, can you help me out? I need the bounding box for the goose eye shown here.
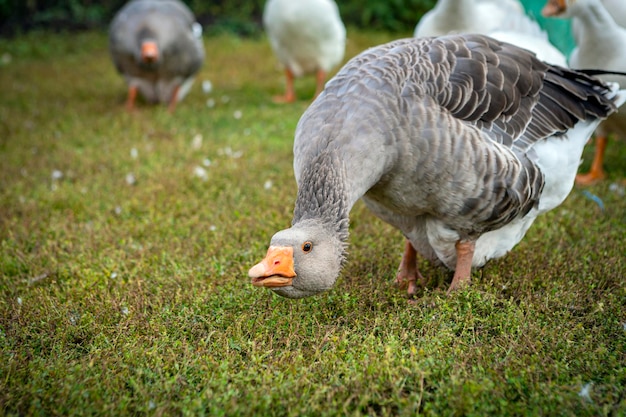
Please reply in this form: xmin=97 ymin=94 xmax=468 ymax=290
xmin=302 ymin=242 xmax=313 ymax=253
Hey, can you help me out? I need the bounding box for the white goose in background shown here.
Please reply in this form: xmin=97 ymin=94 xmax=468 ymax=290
xmin=248 ymin=34 xmax=625 ymax=299
xmin=263 ymin=0 xmax=346 ymax=103
xmin=414 ymin=0 xmax=543 ymax=38
xmin=415 ymin=0 xmax=566 ymax=67
xmin=570 ymin=0 xmax=626 ymax=43
xmin=543 ymin=0 xmax=626 ymax=184
xmin=109 ymin=0 xmax=205 ymax=112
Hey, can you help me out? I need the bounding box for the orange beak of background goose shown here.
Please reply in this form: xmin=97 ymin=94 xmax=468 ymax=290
xmin=541 ymin=0 xmax=566 ymax=17
xmin=248 ymin=246 xmax=296 ymax=288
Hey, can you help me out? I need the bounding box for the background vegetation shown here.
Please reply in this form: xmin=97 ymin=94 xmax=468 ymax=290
xmin=0 ymin=9 xmax=623 ymax=417
xmin=0 ymin=0 xmax=437 ymax=37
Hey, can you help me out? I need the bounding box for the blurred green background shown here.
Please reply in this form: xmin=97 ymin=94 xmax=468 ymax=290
xmin=0 ymin=0 xmax=435 ymax=37
xmin=0 ymin=0 xmax=574 ymax=54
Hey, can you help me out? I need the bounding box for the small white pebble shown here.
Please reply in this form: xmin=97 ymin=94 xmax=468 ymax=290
xmin=578 ymin=383 xmax=592 ymax=402
xmin=191 ymin=134 xmax=203 ymax=150
xmin=206 ymin=98 xmax=216 ymax=108
xmin=121 ymin=306 xmax=129 ymax=316
xmin=130 ymin=147 xmax=138 ymax=159
xmin=51 ymin=170 xmax=63 ymax=180
xmin=202 ymin=158 xmax=212 ymax=167
xmin=17 ymin=297 xmax=22 ymax=305
xmin=202 ymin=80 xmax=213 ymax=94
xmin=194 ymin=166 xmax=208 ymax=181
xmin=192 ymin=22 xmax=202 ymax=38
xmin=221 ymin=95 xmax=230 ymax=103
xmin=264 ymin=180 xmax=273 ymax=190
xmin=609 ymin=182 xmax=625 ymax=196
xmin=110 ymin=272 xmax=118 ymax=279
xmin=233 ymin=110 xmax=242 ymax=120
xmin=148 ymin=400 xmax=156 ymax=410
xmin=209 ymin=225 xmax=217 ymax=232
xmin=114 ymin=206 xmax=122 ymax=215
xmin=125 ymin=173 xmax=136 ymax=186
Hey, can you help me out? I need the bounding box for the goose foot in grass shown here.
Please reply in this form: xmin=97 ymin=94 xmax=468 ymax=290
xmin=576 ymin=136 xmax=608 ymax=185
xmin=447 ymin=240 xmax=476 ymax=295
xmin=395 ymin=240 xmax=426 ymax=299
xmin=125 ymin=85 xmax=138 ymax=111
xmin=272 ymin=69 xmax=297 ymax=103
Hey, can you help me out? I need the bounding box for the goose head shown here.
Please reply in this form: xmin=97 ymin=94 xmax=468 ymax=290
xmin=249 ymin=220 xmax=346 ymax=299
xmin=140 ymin=39 xmax=159 ymax=65
xmin=542 ymin=0 xmax=589 ymax=18
xmin=135 ymin=25 xmax=161 ymax=67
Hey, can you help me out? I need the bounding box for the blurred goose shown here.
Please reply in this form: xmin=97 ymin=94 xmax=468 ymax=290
xmin=263 ymin=0 xmax=346 ymax=103
xmin=414 ymin=0 xmax=545 ymax=39
xmin=249 ymin=34 xmax=625 ymax=299
xmin=569 ymin=0 xmax=626 ymax=43
xmin=415 ymin=0 xmax=566 ymax=67
xmin=488 ymin=30 xmax=567 ymax=66
xmin=109 ymin=0 xmax=205 ymax=112
xmin=543 ymin=0 xmax=626 ymax=184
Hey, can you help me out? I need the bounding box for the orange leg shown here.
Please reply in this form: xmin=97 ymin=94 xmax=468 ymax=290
xmin=313 ymin=69 xmax=327 ymax=100
xmin=168 ymin=85 xmax=180 ymax=113
xmin=396 ymin=239 xmax=426 ymax=298
xmin=273 ymin=69 xmax=296 ymax=103
xmin=447 ymin=240 xmax=476 ymax=294
xmin=576 ymin=135 xmax=607 ymax=185
xmin=126 ymin=85 xmax=138 ymax=111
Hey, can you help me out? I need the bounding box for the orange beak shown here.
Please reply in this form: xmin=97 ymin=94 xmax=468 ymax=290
xmin=249 ymin=246 xmax=296 ymax=288
xmin=541 ymin=0 xmax=566 ymax=17
xmin=141 ymin=41 xmax=159 ymax=63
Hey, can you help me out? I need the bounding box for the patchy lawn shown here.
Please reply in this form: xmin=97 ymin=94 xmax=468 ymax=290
xmin=0 ymin=29 xmax=624 ymax=416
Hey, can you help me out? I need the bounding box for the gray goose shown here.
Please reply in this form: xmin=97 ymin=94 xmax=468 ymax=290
xmin=249 ymin=34 xmax=625 ymax=299
xmin=109 ymin=0 xmax=205 ymax=112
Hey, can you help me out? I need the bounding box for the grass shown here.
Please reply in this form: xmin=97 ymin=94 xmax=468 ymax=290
xmin=1 ymin=28 xmax=625 ymax=416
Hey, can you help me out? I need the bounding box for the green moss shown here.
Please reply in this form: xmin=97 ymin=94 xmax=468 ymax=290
xmin=0 ymin=30 xmax=625 ymax=416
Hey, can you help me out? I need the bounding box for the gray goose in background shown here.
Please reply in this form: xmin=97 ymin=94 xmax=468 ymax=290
xmin=249 ymin=34 xmax=626 ymax=299
xmin=109 ymin=0 xmax=205 ymax=112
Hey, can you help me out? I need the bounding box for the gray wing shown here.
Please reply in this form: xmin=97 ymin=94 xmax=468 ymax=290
xmin=296 ymin=34 xmax=617 ymax=237
xmin=428 ymin=35 xmax=614 ymax=150
xmin=339 ymin=34 xmax=615 ymax=151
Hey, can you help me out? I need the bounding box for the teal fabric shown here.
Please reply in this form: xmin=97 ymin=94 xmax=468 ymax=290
xmin=521 ymin=0 xmax=576 ymax=56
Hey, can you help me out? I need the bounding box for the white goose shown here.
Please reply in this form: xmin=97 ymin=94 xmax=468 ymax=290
xmin=249 ymin=34 xmax=625 ymax=299
xmin=569 ymin=0 xmax=626 ymax=43
xmin=263 ymin=0 xmax=346 ymax=103
xmin=109 ymin=0 xmax=205 ymax=112
xmin=414 ymin=0 xmax=544 ymax=39
xmin=543 ymin=0 xmax=626 ymax=184
xmin=415 ymin=0 xmax=566 ymax=68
